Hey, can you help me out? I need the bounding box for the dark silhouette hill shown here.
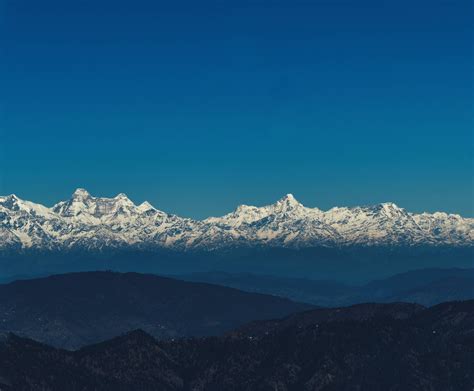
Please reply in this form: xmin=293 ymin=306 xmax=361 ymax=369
xmin=0 ymin=271 xmax=311 ymax=349
xmin=0 ymin=300 xmax=472 ymax=390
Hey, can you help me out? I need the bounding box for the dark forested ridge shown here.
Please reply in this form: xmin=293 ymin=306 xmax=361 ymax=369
xmin=0 ymin=268 xmax=473 ymax=351
xmin=0 ymin=300 xmax=472 ymax=390
xmin=0 ymin=271 xmax=311 ymax=349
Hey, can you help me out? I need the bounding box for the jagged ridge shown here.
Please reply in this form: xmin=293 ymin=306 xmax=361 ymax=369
xmin=0 ymin=189 xmax=472 ymax=251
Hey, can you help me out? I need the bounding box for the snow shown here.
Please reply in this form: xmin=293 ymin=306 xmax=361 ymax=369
xmin=137 ymin=201 xmax=155 ymax=212
xmin=72 ymin=188 xmax=91 ymax=199
xmin=0 ymin=189 xmax=472 ymax=251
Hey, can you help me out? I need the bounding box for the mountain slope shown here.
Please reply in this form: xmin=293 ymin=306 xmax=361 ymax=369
xmin=0 ymin=300 xmax=472 ymax=390
xmin=179 ymin=268 xmax=474 ymax=307
xmin=0 ymin=271 xmax=312 ymax=349
xmin=1 ymin=189 xmax=472 ymax=252
xmin=178 ymin=271 xmax=358 ymax=306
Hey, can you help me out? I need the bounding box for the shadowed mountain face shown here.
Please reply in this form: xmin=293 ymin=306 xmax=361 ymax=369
xmin=0 ymin=271 xmax=312 ymax=349
xmin=178 ymin=268 xmax=474 ymax=307
xmin=0 ymin=301 xmax=472 ymax=391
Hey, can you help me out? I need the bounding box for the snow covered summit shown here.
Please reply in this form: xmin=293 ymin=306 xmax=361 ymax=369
xmin=0 ymin=189 xmax=472 ymax=251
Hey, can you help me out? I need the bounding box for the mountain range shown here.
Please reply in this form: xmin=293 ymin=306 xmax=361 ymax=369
xmin=0 ymin=300 xmax=472 ymax=390
xmin=0 ymin=269 xmax=472 ymax=350
xmin=1 ymin=188 xmax=472 ymax=251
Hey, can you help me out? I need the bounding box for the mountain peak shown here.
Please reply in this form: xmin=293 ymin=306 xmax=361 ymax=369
xmin=0 ymin=194 xmax=19 ymax=202
xmin=72 ymin=188 xmax=91 ymax=200
xmin=0 ymin=194 xmax=21 ymax=209
xmin=379 ymin=202 xmax=404 ymax=214
xmin=114 ymin=193 xmax=131 ymax=201
xmin=1 ymin=190 xmax=472 ymax=250
xmin=380 ymin=202 xmax=400 ymax=209
xmin=137 ymin=201 xmax=155 ymax=212
xmin=276 ymin=193 xmax=302 ymax=208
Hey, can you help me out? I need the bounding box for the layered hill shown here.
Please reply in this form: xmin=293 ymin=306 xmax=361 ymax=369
xmin=0 ymin=300 xmax=472 ymax=390
xmin=0 ymin=271 xmax=311 ymax=349
xmin=178 ymin=268 xmax=474 ymax=307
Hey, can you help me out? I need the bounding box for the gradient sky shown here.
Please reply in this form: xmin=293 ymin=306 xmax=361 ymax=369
xmin=1 ymin=0 xmax=472 ymax=218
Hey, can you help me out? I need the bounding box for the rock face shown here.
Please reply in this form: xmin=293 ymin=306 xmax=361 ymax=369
xmin=0 ymin=189 xmax=472 ymax=251
xmin=0 ymin=300 xmax=473 ymax=390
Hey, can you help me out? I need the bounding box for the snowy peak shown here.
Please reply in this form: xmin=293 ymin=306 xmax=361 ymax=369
xmin=274 ymin=193 xmax=304 ymax=211
xmin=137 ymin=201 xmax=155 ymax=213
xmin=0 ymin=191 xmax=472 ymax=251
xmin=0 ymin=194 xmax=19 ymax=203
xmin=277 ymin=193 xmax=300 ymax=206
xmin=267 ymin=194 xmax=323 ymax=222
xmin=115 ymin=193 xmax=130 ymax=200
xmin=72 ymin=188 xmax=91 ymax=200
xmin=0 ymin=194 xmax=20 ymax=210
xmin=0 ymin=194 xmax=54 ymax=217
xmin=53 ymin=189 xmax=138 ymax=219
xmin=208 ymin=194 xmax=310 ymax=227
xmin=54 ymin=189 xmax=92 ymax=217
xmin=372 ymin=202 xmax=405 ymax=215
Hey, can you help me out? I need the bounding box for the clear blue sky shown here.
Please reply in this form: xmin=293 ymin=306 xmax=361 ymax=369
xmin=1 ymin=0 xmax=472 ymax=218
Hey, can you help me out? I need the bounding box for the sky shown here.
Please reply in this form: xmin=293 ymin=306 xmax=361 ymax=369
xmin=1 ymin=0 xmax=472 ymax=219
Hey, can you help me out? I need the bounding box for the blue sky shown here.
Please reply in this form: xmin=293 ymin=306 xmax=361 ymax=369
xmin=1 ymin=0 xmax=472 ymax=218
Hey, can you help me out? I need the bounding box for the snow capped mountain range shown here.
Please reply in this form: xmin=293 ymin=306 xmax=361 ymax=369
xmin=0 ymin=189 xmax=472 ymax=251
